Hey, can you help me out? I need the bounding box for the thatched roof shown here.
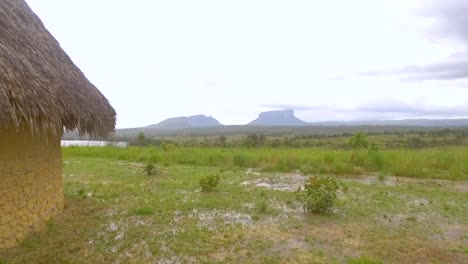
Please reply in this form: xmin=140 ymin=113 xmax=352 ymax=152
xmin=0 ymin=0 xmax=116 ymax=137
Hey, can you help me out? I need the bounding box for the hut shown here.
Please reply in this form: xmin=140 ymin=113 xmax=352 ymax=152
xmin=0 ymin=0 xmax=116 ymax=248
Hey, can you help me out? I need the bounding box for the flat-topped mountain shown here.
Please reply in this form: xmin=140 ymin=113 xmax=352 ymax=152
xmin=146 ymin=115 xmax=222 ymax=130
xmin=248 ymin=109 xmax=308 ymax=126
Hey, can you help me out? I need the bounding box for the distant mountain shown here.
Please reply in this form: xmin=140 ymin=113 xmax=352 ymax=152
xmin=248 ymin=109 xmax=468 ymax=127
xmin=309 ymin=119 xmax=468 ymax=127
xmin=248 ymin=109 xmax=308 ymax=126
xmin=111 ymin=110 xmax=468 ymax=138
xmin=146 ymin=115 xmax=222 ymax=130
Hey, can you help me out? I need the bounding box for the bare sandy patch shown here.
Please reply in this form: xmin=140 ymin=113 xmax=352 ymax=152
xmin=241 ymin=173 xmax=307 ymax=191
xmin=189 ymin=209 xmax=252 ymax=230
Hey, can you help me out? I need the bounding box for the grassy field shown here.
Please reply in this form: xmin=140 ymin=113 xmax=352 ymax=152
xmin=62 ymin=146 xmax=468 ymax=180
xmin=1 ymin=147 xmax=467 ymax=263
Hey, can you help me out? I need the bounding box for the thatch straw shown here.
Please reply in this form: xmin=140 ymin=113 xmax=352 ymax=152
xmin=0 ymin=0 xmax=116 ymax=137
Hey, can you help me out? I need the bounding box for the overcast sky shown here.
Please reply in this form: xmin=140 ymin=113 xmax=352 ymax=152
xmin=26 ymin=0 xmax=468 ymax=128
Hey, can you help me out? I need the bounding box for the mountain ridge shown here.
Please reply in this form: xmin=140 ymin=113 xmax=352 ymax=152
xmin=132 ymin=110 xmax=468 ymax=130
xmin=249 ymin=109 xmax=308 ymax=126
xmin=146 ymin=114 xmax=222 ymax=130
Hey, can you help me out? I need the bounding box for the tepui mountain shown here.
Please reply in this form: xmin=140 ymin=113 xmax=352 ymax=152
xmin=248 ymin=109 xmax=308 ymax=126
xmin=146 ymin=115 xmax=222 ymax=129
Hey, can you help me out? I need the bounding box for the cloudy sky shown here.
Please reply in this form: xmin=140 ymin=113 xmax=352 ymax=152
xmin=27 ymin=0 xmax=468 ymax=128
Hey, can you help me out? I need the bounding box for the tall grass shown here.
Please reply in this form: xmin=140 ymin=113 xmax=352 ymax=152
xmin=62 ymin=146 xmax=468 ymax=180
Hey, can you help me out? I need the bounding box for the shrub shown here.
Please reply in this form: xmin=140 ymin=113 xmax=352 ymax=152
xmin=144 ymin=163 xmax=158 ymax=176
xmin=349 ymin=132 xmax=369 ymax=150
xmin=200 ymin=175 xmax=221 ymax=192
xmin=296 ymin=176 xmax=339 ymax=213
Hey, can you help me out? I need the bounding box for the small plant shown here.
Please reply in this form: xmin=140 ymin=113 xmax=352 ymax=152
xmin=77 ymin=186 xmax=92 ymax=198
xmin=348 ymin=132 xmax=369 ymax=150
xmin=295 ymin=176 xmax=339 ymax=213
xmin=199 ymin=174 xmax=221 ymax=192
xmin=377 ymin=173 xmax=386 ymax=181
xmin=256 ymin=200 xmax=268 ymax=214
xmin=78 ymin=188 xmax=86 ymax=196
xmin=133 ymin=207 xmax=154 ymax=216
xmin=144 ymin=163 xmax=158 ymax=176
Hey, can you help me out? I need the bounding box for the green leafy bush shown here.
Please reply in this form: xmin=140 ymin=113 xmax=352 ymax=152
xmin=144 ymin=163 xmax=158 ymax=176
xmin=349 ymin=132 xmax=369 ymax=150
xmin=200 ymin=174 xmax=221 ymax=192
xmin=296 ymin=176 xmax=339 ymax=213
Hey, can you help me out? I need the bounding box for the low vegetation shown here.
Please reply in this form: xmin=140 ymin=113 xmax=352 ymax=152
xmin=199 ymin=174 xmax=221 ymax=192
xmin=296 ymin=176 xmax=340 ymax=213
xmin=1 ymin=154 xmax=466 ymax=263
xmin=143 ymin=163 xmax=158 ymax=176
xmin=1 ymin=132 xmax=467 ymax=263
xmin=125 ymin=128 xmax=468 ymax=149
xmin=63 ymin=145 xmax=468 ymax=180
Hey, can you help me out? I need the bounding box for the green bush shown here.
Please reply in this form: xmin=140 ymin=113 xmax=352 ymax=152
xmin=296 ymin=176 xmax=339 ymax=213
xmin=144 ymin=163 xmax=158 ymax=176
xmin=200 ymin=175 xmax=221 ymax=192
xmin=349 ymin=132 xmax=369 ymax=150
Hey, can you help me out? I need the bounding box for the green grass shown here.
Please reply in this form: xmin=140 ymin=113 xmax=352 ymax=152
xmin=63 ymin=146 xmax=468 ymax=180
xmin=1 ymin=149 xmax=467 ymax=263
xmin=347 ymin=256 xmax=383 ymax=264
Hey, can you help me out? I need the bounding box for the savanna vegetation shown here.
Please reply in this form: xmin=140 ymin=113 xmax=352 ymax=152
xmin=127 ymin=128 xmax=468 ymax=149
xmin=1 ymin=132 xmax=467 ymax=263
xmin=61 ymin=144 xmax=468 ymax=181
